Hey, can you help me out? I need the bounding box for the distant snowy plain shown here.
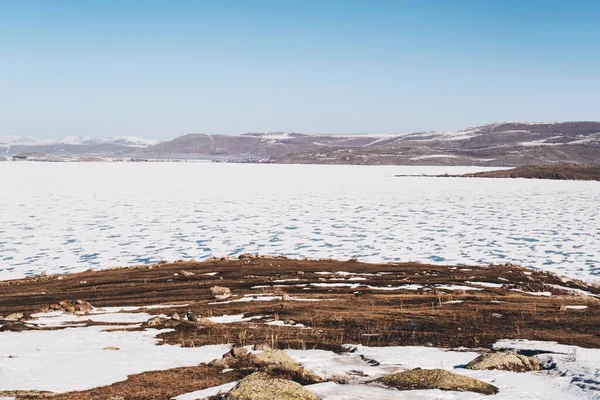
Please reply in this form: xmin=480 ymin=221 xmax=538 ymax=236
xmin=0 ymin=163 xmax=598 ymax=281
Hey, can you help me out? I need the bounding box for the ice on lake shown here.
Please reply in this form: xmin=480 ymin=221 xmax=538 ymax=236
xmin=0 ymin=163 xmax=598 ymax=281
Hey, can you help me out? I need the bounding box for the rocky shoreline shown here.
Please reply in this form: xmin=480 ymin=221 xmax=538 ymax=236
xmin=396 ymin=164 xmax=600 ymax=181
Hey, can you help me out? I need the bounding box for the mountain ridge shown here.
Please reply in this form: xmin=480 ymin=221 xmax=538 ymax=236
xmin=3 ymin=121 xmax=599 ymax=166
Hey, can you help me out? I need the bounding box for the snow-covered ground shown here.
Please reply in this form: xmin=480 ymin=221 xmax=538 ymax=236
xmin=0 ymin=325 xmax=229 ymax=392
xmin=173 ymin=342 xmax=599 ymax=400
xmin=0 ymin=163 xmax=598 ymax=281
xmin=1 ymin=305 xmax=598 ymax=399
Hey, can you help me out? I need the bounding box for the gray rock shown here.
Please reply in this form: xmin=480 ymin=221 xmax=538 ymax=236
xmin=465 ymin=351 xmax=542 ymax=372
xmin=210 ymin=286 xmax=232 ymax=300
xmin=377 ymin=368 xmax=498 ymax=395
xmin=223 ymin=372 xmax=319 ymax=400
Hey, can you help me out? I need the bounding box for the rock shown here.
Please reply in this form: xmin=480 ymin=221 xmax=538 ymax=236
xmin=254 ymin=350 xmax=322 ymax=384
xmin=55 ymin=299 xmax=93 ymax=313
xmin=465 ymin=351 xmax=542 ymax=372
xmin=210 ymin=286 xmax=232 ymax=300
xmin=197 ymin=317 xmax=214 ymax=325
xmin=281 ymin=293 xmax=292 ymax=301
xmin=209 ymin=358 xmax=230 ymax=369
xmin=284 ymin=319 xmax=295 ymax=325
xmin=146 ymin=316 xmax=167 ymax=327
xmin=231 ymin=347 xmax=249 ymax=357
xmin=253 ymin=343 xmax=273 ymax=351
xmin=0 ymin=322 xmax=32 ymax=332
xmin=238 ymin=253 xmax=256 ymax=260
xmin=5 ymin=313 xmax=24 ymax=321
xmin=377 ymin=368 xmax=498 ymax=395
xmin=171 ymin=312 xmax=181 ymax=321
xmin=254 ymin=350 xmax=298 ymax=369
xmin=180 ymin=270 xmax=194 ymax=276
xmin=223 ymin=372 xmax=319 ymax=400
xmin=103 ymin=346 xmax=120 ymax=351
xmin=186 ymin=312 xmax=198 ymax=322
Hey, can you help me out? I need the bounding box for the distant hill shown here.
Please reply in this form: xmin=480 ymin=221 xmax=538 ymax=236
xmin=3 ymin=122 xmax=600 ymax=166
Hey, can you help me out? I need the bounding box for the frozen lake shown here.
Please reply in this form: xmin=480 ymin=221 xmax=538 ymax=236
xmin=0 ymin=162 xmax=598 ymax=281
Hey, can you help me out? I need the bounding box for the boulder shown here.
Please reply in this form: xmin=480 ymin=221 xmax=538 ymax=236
xmin=223 ymin=372 xmax=319 ymax=400
xmin=171 ymin=312 xmax=181 ymax=321
xmin=186 ymin=312 xmax=198 ymax=322
xmin=230 ymin=347 xmax=249 ymax=357
xmin=57 ymin=299 xmax=93 ymax=313
xmin=146 ymin=316 xmax=168 ymax=327
xmin=5 ymin=313 xmax=24 ymax=321
xmin=281 ymin=293 xmax=292 ymax=301
xmin=465 ymin=351 xmax=542 ymax=372
xmin=254 ymin=350 xmax=322 ymax=384
xmin=210 ymin=286 xmax=232 ymax=300
xmin=238 ymin=253 xmax=256 ymax=260
xmin=377 ymin=368 xmax=498 ymax=395
xmin=197 ymin=317 xmax=214 ymax=325
xmin=208 ymin=349 xmax=322 ymax=385
xmin=209 ymin=358 xmax=231 ymax=369
xmin=253 ymin=343 xmax=272 ymax=351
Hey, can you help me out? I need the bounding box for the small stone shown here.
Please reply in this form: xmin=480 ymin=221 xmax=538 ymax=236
xmin=252 ymin=343 xmax=272 ymax=351
xmin=103 ymin=346 xmax=120 ymax=351
xmin=5 ymin=313 xmax=24 ymax=321
xmin=281 ymin=293 xmax=292 ymax=301
xmin=146 ymin=316 xmax=167 ymax=327
xmin=171 ymin=312 xmax=181 ymax=321
xmin=210 ymin=286 xmax=232 ymax=300
xmin=186 ymin=312 xmax=198 ymax=322
xmin=230 ymin=347 xmax=249 ymax=357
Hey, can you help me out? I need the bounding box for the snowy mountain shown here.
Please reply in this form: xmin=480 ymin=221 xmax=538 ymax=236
xmin=0 ymin=135 xmax=163 ymax=157
xmin=3 ymin=122 xmax=599 ymax=165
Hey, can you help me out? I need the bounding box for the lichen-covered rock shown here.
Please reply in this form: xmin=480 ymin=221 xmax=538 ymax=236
xmin=254 ymin=350 xmax=298 ymax=369
xmin=254 ymin=350 xmax=322 ymax=384
xmin=377 ymin=368 xmax=498 ymax=395
xmin=207 ymin=349 xmax=322 ymax=385
xmin=465 ymin=351 xmax=542 ymax=372
xmin=210 ymin=286 xmax=232 ymax=300
xmin=223 ymin=372 xmax=319 ymax=400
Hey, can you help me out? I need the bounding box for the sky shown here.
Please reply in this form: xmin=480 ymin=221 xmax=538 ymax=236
xmin=1 ymin=0 xmax=599 ymax=139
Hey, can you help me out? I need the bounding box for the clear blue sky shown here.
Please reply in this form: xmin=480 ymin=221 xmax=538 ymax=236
xmin=1 ymin=0 xmax=599 ymax=139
